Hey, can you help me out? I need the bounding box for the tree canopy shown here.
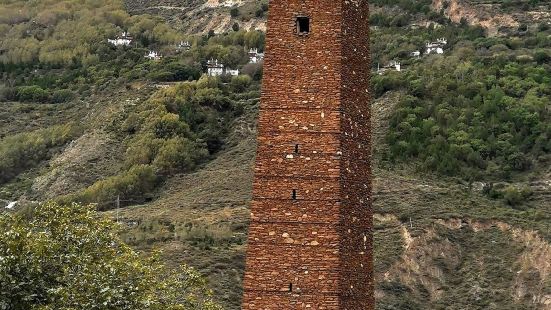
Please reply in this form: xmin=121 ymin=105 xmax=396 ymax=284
xmin=0 ymin=202 xmax=221 ymax=310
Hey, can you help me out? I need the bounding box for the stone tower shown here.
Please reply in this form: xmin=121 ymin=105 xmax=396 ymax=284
xmin=242 ymin=0 xmax=373 ymax=309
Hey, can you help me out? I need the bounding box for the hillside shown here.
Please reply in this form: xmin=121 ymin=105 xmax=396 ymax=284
xmin=433 ymin=0 xmax=551 ymax=36
xmin=1 ymin=0 xmax=550 ymax=309
xmin=124 ymin=0 xmax=267 ymax=34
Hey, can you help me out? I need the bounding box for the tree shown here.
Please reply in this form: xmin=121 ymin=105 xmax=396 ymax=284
xmin=534 ymin=50 xmax=550 ymax=64
xmin=0 ymin=202 xmax=221 ymax=310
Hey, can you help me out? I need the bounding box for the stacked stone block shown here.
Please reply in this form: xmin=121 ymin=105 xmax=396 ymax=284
xmin=243 ymin=0 xmax=372 ymax=309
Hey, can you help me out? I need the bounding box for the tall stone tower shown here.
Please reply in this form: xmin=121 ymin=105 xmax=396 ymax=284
xmin=242 ymin=0 xmax=372 ymax=309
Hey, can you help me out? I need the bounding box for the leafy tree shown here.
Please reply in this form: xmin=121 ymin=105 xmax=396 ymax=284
xmin=0 ymin=202 xmax=221 ymax=310
xmin=230 ymin=75 xmax=252 ymax=93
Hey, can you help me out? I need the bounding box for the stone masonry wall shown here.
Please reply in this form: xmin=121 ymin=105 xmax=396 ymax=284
xmin=242 ymin=0 xmax=372 ymax=309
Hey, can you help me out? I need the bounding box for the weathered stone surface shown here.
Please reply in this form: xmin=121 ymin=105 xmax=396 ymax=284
xmin=243 ymin=0 xmax=373 ymax=308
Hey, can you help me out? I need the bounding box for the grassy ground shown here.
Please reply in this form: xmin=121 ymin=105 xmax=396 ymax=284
xmin=113 ymin=91 xmax=551 ymax=309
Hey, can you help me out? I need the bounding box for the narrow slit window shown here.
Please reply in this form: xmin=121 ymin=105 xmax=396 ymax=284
xmin=296 ymin=16 xmax=310 ymax=35
xmin=294 ymin=144 xmax=300 ymax=154
xmin=289 ymin=283 xmax=293 ymax=292
xmin=292 ymin=189 xmax=297 ymax=200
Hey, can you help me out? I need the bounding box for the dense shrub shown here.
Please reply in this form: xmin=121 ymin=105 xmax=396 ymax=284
xmin=71 ymin=164 xmax=157 ymax=208
xmin=68 ymin=76 xmax=245 ymax=208
xmin=230 ymin=75 xmax=252 ymax=93
xmin=0 ymin=124 xmax=78 ymax=184
xmin=377 ymin=24 xmax=551 ymax=180
xmin=503 ymin=186 xmax=533 ymax=207
xmin=51 ymin=89 xmax=75 ymax=103
xmin=16 ymin=85 xmax=50 ymax=102
xmin=0 ymin=202 xmax=221 ymax=310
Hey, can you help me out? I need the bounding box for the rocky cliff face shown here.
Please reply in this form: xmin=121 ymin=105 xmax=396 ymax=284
xmin=432 ymin=0 xmax=550 ymax=36
xmin=124 ymin=0 xmax=265 ymax=34
xmin=124 ymin=0 xmax=550 ymax=36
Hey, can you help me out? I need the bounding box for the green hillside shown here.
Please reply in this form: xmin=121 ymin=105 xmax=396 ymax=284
xmin=1 ymin=0 xmax=550 ymax=309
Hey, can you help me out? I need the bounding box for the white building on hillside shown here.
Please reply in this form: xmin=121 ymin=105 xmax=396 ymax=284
xmin=426 ymin=38 xmax=447 ymax=55
xmin=177 ymin=41 xmax=192 ymax=51
xmin=226 ymin=69 xmax=240 ymax=76
xmin=207 ymin=59 xmax=240 ymax=76
xmin=207 ymin=59 xmax=225 ymax=76
xmin=248 ymin=48 xmax=265 ymax=64
xmin=145 ymin=51 xmax=162 ymax=60
xmin=377 ymin=60 xmax=402 ymax=75
xmin=108 ymin=32 xmax=133 ymax=46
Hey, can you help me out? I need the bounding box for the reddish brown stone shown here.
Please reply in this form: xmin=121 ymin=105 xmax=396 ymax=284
xmin=243 ymin=0 xmax=373 ymax=309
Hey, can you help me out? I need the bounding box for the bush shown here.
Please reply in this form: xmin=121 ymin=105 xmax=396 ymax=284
xmin=68 ymin=80 xmax=243 ymax=206
xmin=0 ymin=85 xmax=17 ymax=101
xmin=241 ymin=63 xmax=263 ymax=80
xmin=534 ymin=50 xmax=550 ymax=64
xmin=0 ymin=202 xmax=221 ymax=310
xmin=503 ymin=186 xmax=532 ymax=207
xmin=75 ymin=164 xmax=158 ymax=209
xmin=152 ymin=137 xmax=208 ymax=174
xmin=148 ymin=62 xmax=202 ymax=82
xmin=51 ymin=89 xmax=75 ymax=103
xmin=16 ymin=85 xmax=50 ymax=102
xmin=0 ymin=124 xmax=78 ymax=184
xmin=230 ymin=75 xmax=252 ymax=93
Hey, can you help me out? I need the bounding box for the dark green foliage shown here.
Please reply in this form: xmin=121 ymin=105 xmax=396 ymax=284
xmin=376 ymin=22 xmax=551 ymax=180
xmin=147 ymin=62 xmax=202 ymax=82
xmin=69 ymin=164 xmax=158 ymax=209
xmin=16 ymin=85 xmax=50 ymax=103
xmin=0 ymin=202 xmax=221 ymax=310
xmin=0 ymin=124 xmax=79 ymax=184
xmin=51 ymin=89 xmax=75 ymax=103
xmin=64 ymin=76 xmax=247 ymax=209
xmin=502 ymin=186 xmax=533 ymax=207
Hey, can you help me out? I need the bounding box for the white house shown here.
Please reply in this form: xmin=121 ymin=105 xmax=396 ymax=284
xmin=108 ymin=32 xmax=133 ymax=46
xmin=207 ymin=59 xmax=240 ymax=76
xmin=177 ymin=41 xmax=192 ymax=51
xmin=248 ymin=48 xmax=265 ymax=64
xmin=426 ymin=38 xmax=447 ymax=55
xmin=377 ymin=61 xmax=402 ymax=75
xmin=390 ymin=60 xmax=401 ymax=72
xmin=207 ymin=59 xmax=225 ymax=76
xmin=145 ymin=51 xmax=162 ymax=60
xmin=411 ymin=50 xmax=421 ymax=58
xmin=226 ymin=69 xmax=240 ymax=76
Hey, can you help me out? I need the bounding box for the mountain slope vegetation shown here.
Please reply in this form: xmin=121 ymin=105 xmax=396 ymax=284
xmin=0 ymin=0 xmax=550 ymax=309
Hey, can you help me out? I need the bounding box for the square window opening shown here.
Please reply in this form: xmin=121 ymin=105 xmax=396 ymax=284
xmin=296 ymin=16 xmax=310 ymax=35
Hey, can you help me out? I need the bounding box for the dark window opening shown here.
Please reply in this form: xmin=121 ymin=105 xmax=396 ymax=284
xmin=294 ymin=144 xmax=300 ymax=154
xmin=296 ymin=16 xmax=310 ymax=35
xmin=292 ymin=190 xmax=297 ymax=200
xmin=289 ymin=283 xmax=293 ymax=292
